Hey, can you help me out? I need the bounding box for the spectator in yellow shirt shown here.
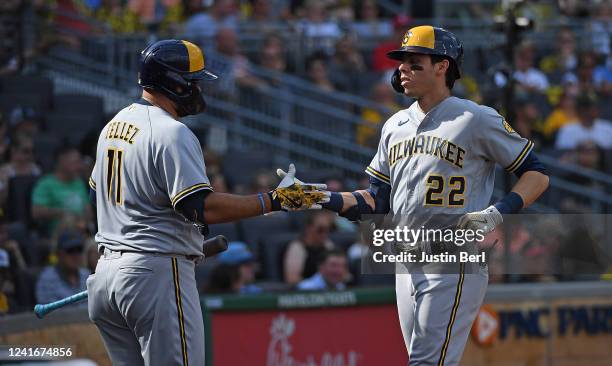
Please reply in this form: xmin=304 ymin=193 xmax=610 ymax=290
xmin=358 ymin=81 xmax=400 ymax=147
xmin=543 ymin=90 xmax=577 ymax=138
xmin=539 ymin=28 xmax=577 ymax=83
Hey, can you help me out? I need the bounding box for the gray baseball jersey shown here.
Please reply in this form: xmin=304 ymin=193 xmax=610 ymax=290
xmin=366 ymin=96 xmax=533 ymax=218
xmin=367 ymin=96 xmax=533 ymax=366
xmin=89 ymin=100 xmax=212 ymax=256
xmin=87 ymin=99 xmax=210 ymax=366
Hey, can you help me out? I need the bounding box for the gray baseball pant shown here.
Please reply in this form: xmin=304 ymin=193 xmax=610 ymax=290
xmin=87 ymin=248 xmax=204 ymax=366
xmin=396 ymin=263 xmax=488 ymax=366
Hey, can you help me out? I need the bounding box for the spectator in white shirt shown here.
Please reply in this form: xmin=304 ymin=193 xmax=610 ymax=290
xmin=184 ymin=0 xmax=238 ymax=40
xmin=589 ymin=2 xmax=611 ymax=56
xmin=351 ymin=0 xmax=392 ymax=38
xmin=298 ymin=0 xmax=341 ymax=38
xmin=514 ymin=42 xmax=549 ymax=92
xmin=556 ymin=93 xmax=612 ymax=149
xmin=296 ymin=0 xmax=342 ymax=54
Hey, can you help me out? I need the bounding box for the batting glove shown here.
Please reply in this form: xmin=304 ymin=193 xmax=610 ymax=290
xmin=269 ymin=163 xmax=330 ymax=211
xmin=457 ymin=205 xmax=503 ymax=235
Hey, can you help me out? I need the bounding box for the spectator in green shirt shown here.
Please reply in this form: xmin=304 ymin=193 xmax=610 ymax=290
xmin=31 ymin=146 xmax=91 ymax=237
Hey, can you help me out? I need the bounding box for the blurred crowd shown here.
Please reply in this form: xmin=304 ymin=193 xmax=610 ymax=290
xmin=0 ymin=113 xmax=375 ymax=315
xmin=0 ymin=0 xmax=611 ymax=316
xmin=9 ymin=1 xmax=607 ymax=158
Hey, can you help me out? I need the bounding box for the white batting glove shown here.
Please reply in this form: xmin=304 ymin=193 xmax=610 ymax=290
xmin=271 ymin=164 xmax=330 ymax=210
xmin=276 ymin=164 xmax=330 ymax=210
xmin=457 ymin=205 xmax=503 ymax=235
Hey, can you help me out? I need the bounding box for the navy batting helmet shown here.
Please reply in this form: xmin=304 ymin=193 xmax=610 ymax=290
xmin=138 ymin=40 xmax=218 ymax=117
xmin=388 ymin=26 xmax=463 ymax=92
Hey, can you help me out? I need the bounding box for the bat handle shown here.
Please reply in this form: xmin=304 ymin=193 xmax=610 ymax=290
xmin=202 ymin=235 xmax=228 ymax=258
xmin=34 ymin=304 xmax=49 ymax=319
xmin=34 ymin=290 xmax=88 ymax=319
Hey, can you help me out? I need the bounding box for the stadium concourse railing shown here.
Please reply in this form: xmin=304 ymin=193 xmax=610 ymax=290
xmin=35 ymin=30 xmax=612 ymax=212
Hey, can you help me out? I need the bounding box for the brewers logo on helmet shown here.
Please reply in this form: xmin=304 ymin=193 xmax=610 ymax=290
xmin=387 ymin=25 xmax=464 ymax=93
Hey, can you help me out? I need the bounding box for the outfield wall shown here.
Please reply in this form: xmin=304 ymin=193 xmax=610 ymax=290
xmin=1 ymin=282 xmax=611 ymax=365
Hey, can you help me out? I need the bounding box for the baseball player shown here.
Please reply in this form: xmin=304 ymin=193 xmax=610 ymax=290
xmin=282 ymin=26 xmax=550 ymax=365
xmin=86 ymin=40 xmax=327 ymax=366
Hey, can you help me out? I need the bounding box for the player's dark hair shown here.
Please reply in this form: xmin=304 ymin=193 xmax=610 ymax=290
xmin=318 ymin=249 xmax=347 ymax=266
xmin=430 ymin=54 xmax=457 ymax=90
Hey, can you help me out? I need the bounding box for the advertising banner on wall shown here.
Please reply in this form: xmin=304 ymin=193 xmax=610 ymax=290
xmin=204 ymin=286 xmax=612 ymax=366
xmin=211 ymin=305 xmax=407 ymax=366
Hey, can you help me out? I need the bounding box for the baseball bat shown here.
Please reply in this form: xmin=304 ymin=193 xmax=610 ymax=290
xmin=34 ymin=291 xmax=88 ymax=319
xmin=202 ymin=234 xmax=228 ymax=258
xmin=34 ymin=235 xmax=228 ymax=319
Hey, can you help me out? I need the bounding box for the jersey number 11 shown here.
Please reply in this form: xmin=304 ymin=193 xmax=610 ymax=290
xmin=106 ymin=148 xmax=124 ymax=205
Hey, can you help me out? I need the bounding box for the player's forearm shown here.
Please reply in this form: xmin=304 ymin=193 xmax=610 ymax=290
xmin=320 ymin=190 xmax=378 ymax=222
xmin=510 ymin=171 xmax=549 ymax=208
xmin=321 ymin=176 xmax=391 ymax=221
xmin=203 ymin=192 xmax=270 ymax=224
xmin=323 ymin=175 xmax=390 ymax=219
xmin=337 ymin=191 xmax=374 ymax=213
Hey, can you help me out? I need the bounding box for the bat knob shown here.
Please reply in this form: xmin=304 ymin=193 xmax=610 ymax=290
xmin=34 ymin=304 xmax=45 ymax=319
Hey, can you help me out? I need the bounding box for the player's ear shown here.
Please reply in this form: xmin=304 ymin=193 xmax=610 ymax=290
xmin=437 ymin=59 xmax=450 ymax=76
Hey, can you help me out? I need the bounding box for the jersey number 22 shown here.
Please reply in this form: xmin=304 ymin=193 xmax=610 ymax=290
xmin=424 ymin=174 xmax=466 ymax=207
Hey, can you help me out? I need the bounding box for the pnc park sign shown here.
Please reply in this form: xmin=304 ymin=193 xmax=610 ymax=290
xmin=471 ymin=302 xmax=612 ymax=346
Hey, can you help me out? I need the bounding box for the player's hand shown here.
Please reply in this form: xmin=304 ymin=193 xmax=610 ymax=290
xmin=271 ymin=163 xmax=330 ymax=211
xmin=456 ymin=205 xmax=503 ymax=235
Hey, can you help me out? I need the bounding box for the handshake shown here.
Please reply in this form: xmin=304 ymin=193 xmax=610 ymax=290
xmin=269 ymin=163 xmax=330 ymax=211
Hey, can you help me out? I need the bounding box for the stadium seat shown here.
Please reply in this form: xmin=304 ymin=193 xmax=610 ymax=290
xmin=6 ymin=175 xmax=39 ymax=227
xmin=329 ymin=231 xmax=358 ymax=251
xmin=33 ymin=135 xmax=61 ymax=173
xmin=598 ymin=100 xmax=612 ymax=126
xmin=293 ymin=92 xmax=354 ymax=140
xmin=16 ymin=267 xmax=42 ymax=310
xmin=221 ymin=149 xmax=273 ymax=189
xmin=288 ymin=210 xmax=308 ymax=231
xmin=0 ymin=93 xmax=50 ymax=117
xmin=605 ymin=149 xmax=612 ymax=174
xmin=45 ymin=112 xmax=102 ymax=146
xmin=195 ymin=258 xmax=218 ymax=292
xmin=7 ymin=222 xmax=41 ymax=266
xmin=0 ymin=75 xmax=53 ymax=93
xmin=354 ymin=273 xmax=395 ymax=287
xmin=0 ymin=75 xmax=53 ymax=110
xmin=296 ymin=168 xmax=340 ymax=183
xmin=208 ymin=222 xmax=240 ymax=242
xmin=239 ymin=212 xmax=291 ymax=254
xmin=259 ymin=231 xmax=297 ymax=281
xmin=52 ymin=94 xmax=104 ymax=120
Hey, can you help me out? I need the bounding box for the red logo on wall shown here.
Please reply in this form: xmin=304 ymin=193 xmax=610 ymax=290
xmin=211 ymin=305 xmax=407 ymax=365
